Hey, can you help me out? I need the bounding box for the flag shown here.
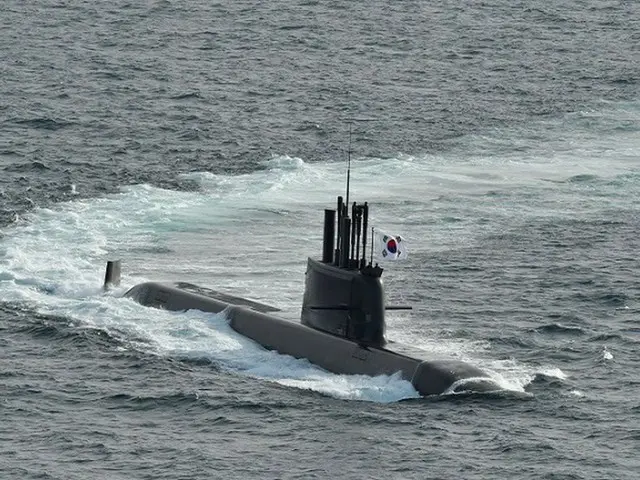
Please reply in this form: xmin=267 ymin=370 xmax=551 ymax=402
xmin=374 ymin=229 xmax=408 ymax=261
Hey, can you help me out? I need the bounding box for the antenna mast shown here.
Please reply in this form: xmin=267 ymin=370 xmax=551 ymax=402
xmin=345 ymin=123 xmax=352 ymax=209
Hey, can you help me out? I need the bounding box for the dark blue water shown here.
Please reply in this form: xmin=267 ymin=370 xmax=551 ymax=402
xmin=1 ymin=1 xmax=639 ymax=479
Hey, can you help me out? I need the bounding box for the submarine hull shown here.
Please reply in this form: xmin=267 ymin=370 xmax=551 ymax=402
xmin=124 ymin=281 xmax=493 ymax=396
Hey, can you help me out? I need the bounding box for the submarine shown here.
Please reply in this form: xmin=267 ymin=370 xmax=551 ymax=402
xmin=106 ymin=195 xmax=497 ymax=396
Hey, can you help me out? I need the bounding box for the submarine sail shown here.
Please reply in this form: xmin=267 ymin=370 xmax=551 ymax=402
xmin=301 ymin=197 xmax=386 ymax=347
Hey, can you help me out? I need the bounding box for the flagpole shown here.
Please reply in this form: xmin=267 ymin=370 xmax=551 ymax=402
xmin=370 ymin=226 xmax=374 ymax=265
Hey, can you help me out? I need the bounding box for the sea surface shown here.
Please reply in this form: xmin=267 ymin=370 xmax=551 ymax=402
xmin=1 ymin=1 xmax=639 ymax=479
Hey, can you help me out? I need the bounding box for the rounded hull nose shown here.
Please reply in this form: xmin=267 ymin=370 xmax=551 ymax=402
xmin=412 ymin=360 xmax=495 ymax=396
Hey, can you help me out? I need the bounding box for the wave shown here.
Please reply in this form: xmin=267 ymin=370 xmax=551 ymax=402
xmin=14 ymin=117 xmax=75 ymax=131
xmin=534 ymin=323 xmax=586 ymax=335
xmin=1 ymin=155 xmax=592 ymax=403
xmin=486 ymin=335 xmax=536 ymax=349
xmin=103 ymin=391 xmax=215 ymax=410
xmin=588 ymin=333 xmax=624 ymax=342
xmin=3 ymin=161 xmax=50 ymax=173
xmin=169 ymin=91 xmax=201 ymax=100
xmin=11 ymin=314 xmax=133 ymax=351
xmin=567 ymin=173 xmax=599 ymax=183
xmin=530 ymin=371 xmax=568 ymax=387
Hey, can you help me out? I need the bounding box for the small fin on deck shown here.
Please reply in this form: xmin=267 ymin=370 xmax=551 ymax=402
xmin=104 ymin=260 xmax=122 ymax=290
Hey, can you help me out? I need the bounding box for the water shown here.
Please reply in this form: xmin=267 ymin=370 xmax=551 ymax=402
xmin=1 ymin=1 xmax=639 ymax=479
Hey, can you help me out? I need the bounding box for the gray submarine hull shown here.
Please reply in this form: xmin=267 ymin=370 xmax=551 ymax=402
xmin=124 ymin=280 xmax=493 ymax=396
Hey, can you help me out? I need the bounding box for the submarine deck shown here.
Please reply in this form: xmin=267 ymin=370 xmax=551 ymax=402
xmin=167 ymin=282 xmax=280 ymax=313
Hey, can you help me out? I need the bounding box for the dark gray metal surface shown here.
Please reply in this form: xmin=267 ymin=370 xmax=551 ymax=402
xmin=301 ymin=258 xmax=386 ymax=346
xmin=123 ymin=280 xmax=494 ymax=396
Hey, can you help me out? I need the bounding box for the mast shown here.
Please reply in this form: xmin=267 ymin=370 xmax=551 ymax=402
xmin=345 ymin=123 xmax=352 ymax=210
xmin=321 ymin=123 xmax=376 ymax=272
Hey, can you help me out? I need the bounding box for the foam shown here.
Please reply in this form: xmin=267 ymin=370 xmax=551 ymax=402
xmin=3 ymin=146 xmax=606 ymax=400
xmin=0 ymin=178 xmax=423 ymax=401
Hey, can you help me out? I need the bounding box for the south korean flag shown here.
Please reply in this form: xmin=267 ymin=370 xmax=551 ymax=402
xmin=375 ymin=230 xmax=408 ymax=261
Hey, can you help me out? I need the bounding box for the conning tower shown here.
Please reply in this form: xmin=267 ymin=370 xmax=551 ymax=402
xmin=301 ymin=196 xmax=387 ymax=347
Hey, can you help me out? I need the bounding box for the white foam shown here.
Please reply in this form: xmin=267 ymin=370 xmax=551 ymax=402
xmin=538 ymin=367 xmax=568 ymax=380
xmin=101 ymin=298 xmax=420 ymax=402
xmin=387 ymin=327 xmax=536 ymax=393
xmin=3 ymin=146 xmax=606 ymax=400
xmin=276 ymin=372 xmax=420 ymax=403
xmin=0 ymin=178 xmax=422 ymax=402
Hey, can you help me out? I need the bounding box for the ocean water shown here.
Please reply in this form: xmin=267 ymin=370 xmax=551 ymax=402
xmin=1 ymin=1 xmax=639 ymax=479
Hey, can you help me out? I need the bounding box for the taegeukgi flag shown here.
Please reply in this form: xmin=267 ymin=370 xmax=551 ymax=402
xmin=374 ymin=230 xmax=408 ymax=261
